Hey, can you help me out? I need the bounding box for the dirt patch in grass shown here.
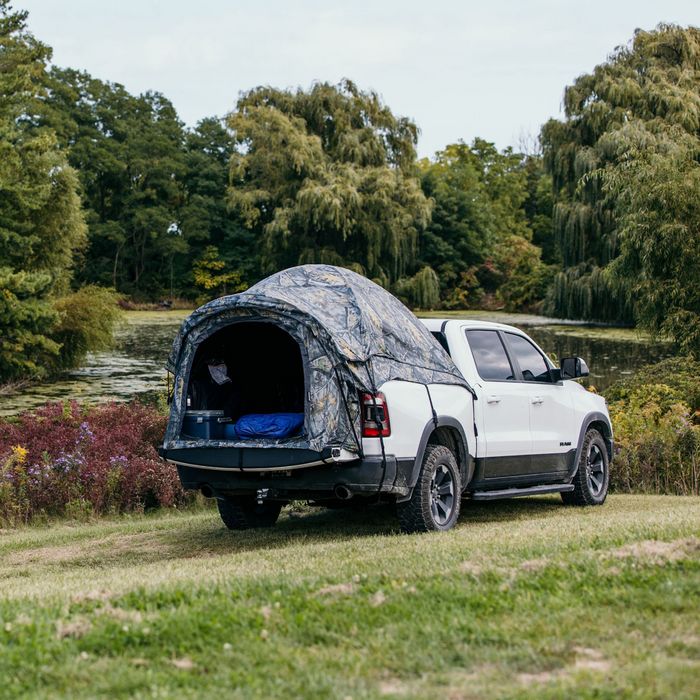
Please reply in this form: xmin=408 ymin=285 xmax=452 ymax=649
xmin=379 ymin=679 xmax=412 ymax=696
xmin=56 ymin=619 xmax=92 ymax=639
xmin=459 ymin=555 xmax=552 ymax=579
xmin=571 ymin=647 xmax=611 ymax=672
xmin=4 ymin=543 xmax=86 ymax=567
xmin=518 ymin=557 xmax=550 ymax=573
xmin=379 ymin=670 xmax=480 ymax=698
xmin=73 ymin=589 xmax=122 ymax=604
xmin=517 ymin=669 xmax=569 ymax=686
xmin=604 ymin=537 xmax=700 ymax=565
xmin=92 ymin=603 xmax=159 ymax=625
xmin=313 ymin=582 xmax=356 ymax=597
xmin=371 ymin=589 xmax=386 ymax=607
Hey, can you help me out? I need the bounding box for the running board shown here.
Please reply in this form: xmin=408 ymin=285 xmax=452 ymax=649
xmin=471 ymin=484 xmax=575 ymax=501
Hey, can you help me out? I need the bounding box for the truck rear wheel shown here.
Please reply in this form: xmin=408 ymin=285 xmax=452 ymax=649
xmin=397 ymin=445 xmax=462 ymax=533
xmin=217 ymin=497 xmax=283 ymax=530
xmin=561 ymin=429 xmax=609 ymax=506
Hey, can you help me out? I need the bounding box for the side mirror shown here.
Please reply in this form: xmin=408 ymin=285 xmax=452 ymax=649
xmin=560 ymin=357 xmax=590 ymax=380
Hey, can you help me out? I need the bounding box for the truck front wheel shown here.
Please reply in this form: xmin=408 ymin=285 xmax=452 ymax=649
xmin=217 ymin=497 xmax=283 ymax=530
xmin=561 ymin=429 xmax=609 ymax=506
xmin=397 ymin=445 xmax=462 ymax=533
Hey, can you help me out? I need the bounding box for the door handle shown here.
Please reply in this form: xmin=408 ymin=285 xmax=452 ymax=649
xmin=486 ymin=395 xmax=502 ymax=404
xmin=531 ymin=396 xmax=544 ymax=404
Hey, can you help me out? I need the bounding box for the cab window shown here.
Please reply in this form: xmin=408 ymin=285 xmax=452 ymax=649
xmin=431 ymin=331 xmax=451 ymax=356
xmin=506 ymin=333 xmax=551 ymax=382
xmin=466 ymin=330 xmax=514 ymax=381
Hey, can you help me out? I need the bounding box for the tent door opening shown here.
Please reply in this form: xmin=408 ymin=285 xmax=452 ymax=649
xmin=183 ymin=321 xmax=306 ymax=441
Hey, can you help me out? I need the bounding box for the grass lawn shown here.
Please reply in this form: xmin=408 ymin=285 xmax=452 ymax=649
xmin=1 ymin=495 xmax=699 ymax=699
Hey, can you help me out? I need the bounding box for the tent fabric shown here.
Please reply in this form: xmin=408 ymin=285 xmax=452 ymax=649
xmin=164 ymin=265 xmax=472 ymax=453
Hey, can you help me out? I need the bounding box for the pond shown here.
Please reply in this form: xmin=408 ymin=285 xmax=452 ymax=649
xmin=0 ymin=310 xmax=675 ymax=417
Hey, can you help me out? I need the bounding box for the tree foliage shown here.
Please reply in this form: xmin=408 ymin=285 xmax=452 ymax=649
xmin=227 ymin=80 xmax=432 ymax=287
xmin=541 ymin=23 xmax=700 ymax=322
xmin=418 ymin=140 xmax=555 ymax=311
xmin=0 ymin=4 xmax=125 ymax=384
xmin=0 ymin=1 xmax=89 ymax=381
xmin=50 ymin=285 xmax=124 ymax=370
xmin=192 ymin=245 xmax=247 ymax=304
xmin=598 ymin=124 xmax=700 ymax=356
xmin=37 ymin=69 xmax=188 ymax=297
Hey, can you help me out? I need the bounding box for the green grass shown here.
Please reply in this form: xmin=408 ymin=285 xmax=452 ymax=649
xmin=1 ymin=495 xmax=700 ymax=699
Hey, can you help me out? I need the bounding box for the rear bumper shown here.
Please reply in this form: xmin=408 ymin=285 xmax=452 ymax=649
xmin=161 ymin=447 xmax=414 ymax=499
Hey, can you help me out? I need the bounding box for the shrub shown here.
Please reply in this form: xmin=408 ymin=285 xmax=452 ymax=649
xmin=49 ymin=286 xmax=124 ymax=371
xmin=604 ymin=357 xmax=700 ymax=495
xmin=0 ymin=400 xmax=184 ymax=526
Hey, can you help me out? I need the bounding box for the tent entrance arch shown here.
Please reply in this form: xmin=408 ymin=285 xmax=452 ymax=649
xmin=187 ymin=321 xmax=306 ymax=421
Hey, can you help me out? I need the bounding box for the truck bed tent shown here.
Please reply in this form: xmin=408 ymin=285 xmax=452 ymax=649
xmin=163 ymin=265 xmax=470 ymax=454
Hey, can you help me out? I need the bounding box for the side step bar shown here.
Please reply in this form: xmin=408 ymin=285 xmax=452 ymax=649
xmin=471 ymin=484 xmax=575 ymax=501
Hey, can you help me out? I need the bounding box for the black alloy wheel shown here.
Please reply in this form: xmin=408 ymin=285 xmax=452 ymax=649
xmin=397 ymin=444 xmax=462 ymax=533
xmin=586 ymin=442 xmax=606 ymax=497
xmin=430 ymin=463 xmax=456 ymax=526
xmin=562 ymin=429 xmax=610 ymax=506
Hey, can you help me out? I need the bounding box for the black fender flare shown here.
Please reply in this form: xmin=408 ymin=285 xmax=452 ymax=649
xmin=569 ymin=411 xmax=614 ymax=480
xmin=406 ymin=416 xmax=475 ymax=493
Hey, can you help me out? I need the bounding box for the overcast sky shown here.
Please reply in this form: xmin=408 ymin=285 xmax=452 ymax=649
xmin=17 ymin=0 xmax=700 ymax=158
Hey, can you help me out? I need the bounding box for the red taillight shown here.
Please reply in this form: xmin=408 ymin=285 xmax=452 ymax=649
xmin=362 ymin=392 xmax=391 ymax=437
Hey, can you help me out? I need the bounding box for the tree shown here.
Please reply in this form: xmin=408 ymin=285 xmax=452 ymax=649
xmin=418 ymin=139 xmax=554 ymax=311
xmin=36 ymin=69 xmax=187 ymax=299
xmin=182 ymin=118 xmax=257 ymax=287
xmin=37 ymin=74 xmax=255 ymax=302
xmin=192 ymin=245 xmax=247 ymax=303
xmin=0 ymin=1 xmax=88 ymax=382
xmin=541 ymin=23 xmax=700 ymax=322
xmin=226 ymin=80 xmax=432 ymax=289
xmin=597 ymin=124 xmax=700 ymax=356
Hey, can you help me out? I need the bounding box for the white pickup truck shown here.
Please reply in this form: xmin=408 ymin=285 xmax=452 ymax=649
xmin=161 ymin=266 xmax=613 ymax=534
xmin=389 ymin=319 xmax=612 ymax=532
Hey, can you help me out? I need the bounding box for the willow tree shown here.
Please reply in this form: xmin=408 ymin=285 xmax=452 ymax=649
xmin=597 ymin=124 xmax=700 ymax=356
xmin=541 ymin=23 xmax=700 ymax=322
xmin=226 ymin=80 xmax=433 ymax=293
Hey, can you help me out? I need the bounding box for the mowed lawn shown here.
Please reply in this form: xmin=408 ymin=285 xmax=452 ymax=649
xmin=1 ymin=495 xmax=699 ymax=699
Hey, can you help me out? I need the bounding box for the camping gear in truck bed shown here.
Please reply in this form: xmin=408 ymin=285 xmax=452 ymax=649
xmin=182 ymin=410 xmax=229 ymax=439
xmin=235 ymin=413 xmax=305 ymax=439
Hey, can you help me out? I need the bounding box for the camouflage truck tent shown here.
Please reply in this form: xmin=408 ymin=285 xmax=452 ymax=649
xmin=163 ymin=264 xmax=469 ymax=461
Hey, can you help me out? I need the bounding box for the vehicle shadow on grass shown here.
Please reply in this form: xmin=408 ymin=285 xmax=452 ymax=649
xmin=2 ymin=497 xmax=570 ymax=576
xmin=160 ymin=495 xmax=569 ymax=560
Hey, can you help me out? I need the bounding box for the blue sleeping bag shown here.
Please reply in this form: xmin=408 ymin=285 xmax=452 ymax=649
xmin=234 ymin=413 xmax=305 ymax=439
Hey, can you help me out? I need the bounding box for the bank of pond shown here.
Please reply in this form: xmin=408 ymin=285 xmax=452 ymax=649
xmin=0 ymin=351 xmax=698 ymax=527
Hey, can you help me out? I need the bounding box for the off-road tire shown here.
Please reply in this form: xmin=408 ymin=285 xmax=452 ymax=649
xmin=217 ymin=497 xmax=283 ymax=530
xmin=561 ymin=429 xmax=609 ymax=506
xmin=397 ymin=444 xmax=462 ymax=533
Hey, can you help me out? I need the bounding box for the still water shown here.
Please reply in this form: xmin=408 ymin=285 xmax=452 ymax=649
xmin=0 ymin=310 xmax=675 ymax=416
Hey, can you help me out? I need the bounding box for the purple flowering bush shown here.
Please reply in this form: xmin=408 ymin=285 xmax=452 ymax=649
xmin=0 ymin=400 xmax=185 ymax=526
